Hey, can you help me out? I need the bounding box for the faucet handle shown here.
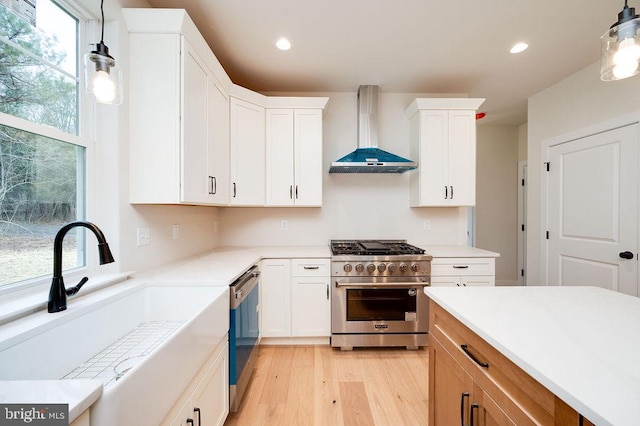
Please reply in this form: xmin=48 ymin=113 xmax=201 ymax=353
xmin=66 ymin=277 xmax=89 ymax=296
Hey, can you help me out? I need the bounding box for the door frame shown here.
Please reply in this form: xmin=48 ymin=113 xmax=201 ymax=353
xmin=540 ymin=111 xmax=640 ymax=287
xmin=517 ymin=160 xmax=527 ymax=286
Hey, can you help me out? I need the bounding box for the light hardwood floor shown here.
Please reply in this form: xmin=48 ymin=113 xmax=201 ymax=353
xmin=225 ymin=345 xmax=429 ymax=426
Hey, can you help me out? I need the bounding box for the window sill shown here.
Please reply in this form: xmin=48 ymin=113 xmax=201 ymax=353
xmin=0 ymin=272 xmax=133 ymax=326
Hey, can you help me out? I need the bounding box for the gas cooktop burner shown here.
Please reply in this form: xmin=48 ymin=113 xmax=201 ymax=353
xmin=330 ymin=239 xmax=425 ymax=256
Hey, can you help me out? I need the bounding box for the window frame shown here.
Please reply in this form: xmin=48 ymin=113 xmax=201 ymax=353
xmin=0 ymin=0 xmax=98 ymax=296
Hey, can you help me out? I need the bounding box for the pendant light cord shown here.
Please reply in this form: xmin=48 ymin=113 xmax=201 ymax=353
xmin=100 ymin=0 xmax=105 ymax=43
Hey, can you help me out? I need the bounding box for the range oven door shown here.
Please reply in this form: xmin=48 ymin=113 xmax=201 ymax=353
xmin=331 ymin=277 xmax=429 ymax=334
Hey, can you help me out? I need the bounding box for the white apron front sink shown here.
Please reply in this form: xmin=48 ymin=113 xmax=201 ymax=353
xmin=0 ymin=281 xmax=229 ymax=426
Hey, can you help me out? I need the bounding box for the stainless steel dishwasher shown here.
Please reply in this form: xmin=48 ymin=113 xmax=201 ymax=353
xmin=229 ymin=264 xmax=260 ymax=412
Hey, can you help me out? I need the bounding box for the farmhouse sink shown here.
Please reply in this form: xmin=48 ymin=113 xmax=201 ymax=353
xmin=0 ymin=281 xmax=230 ymax=426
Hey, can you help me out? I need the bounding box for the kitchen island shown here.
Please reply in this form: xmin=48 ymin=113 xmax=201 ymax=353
xmin=425 ymin=286 xmax=640 ymax=426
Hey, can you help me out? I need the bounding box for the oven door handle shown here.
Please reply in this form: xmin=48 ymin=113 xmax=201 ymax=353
xmin=335 ymin=281 xmax=430 ymax=288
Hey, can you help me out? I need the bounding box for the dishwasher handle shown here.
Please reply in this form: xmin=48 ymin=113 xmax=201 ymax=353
xmin=230 ymin=265 xmax=259 ymax=308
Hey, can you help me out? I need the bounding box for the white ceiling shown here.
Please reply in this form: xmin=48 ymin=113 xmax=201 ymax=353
xmin=145 ymin=0 xmax=621 ymax=125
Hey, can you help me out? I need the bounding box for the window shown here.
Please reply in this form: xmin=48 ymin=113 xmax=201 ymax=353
xmin=0 ymin=0 xmax=88 ymax=288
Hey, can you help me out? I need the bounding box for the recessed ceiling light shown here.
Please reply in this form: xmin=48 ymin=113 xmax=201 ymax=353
xmin=275 ymin=38 xmax=292 ymax=51
xmin=510 ymin=42 xmax=529 ymax=54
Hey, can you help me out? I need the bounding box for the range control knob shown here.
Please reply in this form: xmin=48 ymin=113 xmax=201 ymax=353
xmin=355 ymin=264 xmax=365 ymax=273
xmin=377 ymin=263 xmax=387 ymax=272
xmin=366 ymin=264 xmax=376 ymax=273
xmin=411 ymin=263 xmax=420 ymax=272
xmin=343 ymin=264 xmax=353 ymax=273
xmin=399 ymin=263 xmax=408 ymax=273
xmin=387 ymin=263 xmax=397 ymax=273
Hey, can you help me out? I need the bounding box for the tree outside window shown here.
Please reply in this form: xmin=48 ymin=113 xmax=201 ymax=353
xmin=0 ymin=1 xmax=86 ymax=287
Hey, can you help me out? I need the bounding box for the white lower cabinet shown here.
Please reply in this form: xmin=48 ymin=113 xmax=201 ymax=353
xmin=431 ymin=257 xmax=495 ymax=287
xmin=261 ymin=258 xmax=330 ymax=339
xmin=163 ymin=340 xmax=229 ymax=426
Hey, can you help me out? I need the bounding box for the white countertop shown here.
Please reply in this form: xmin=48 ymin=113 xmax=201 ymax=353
xmin=419 ymin=245 xmax=499 ymax=258
xmin=134 ymin=245 xmax=331 ymax=284
xmin=425 ymin=286 xmax=640 ymax=426
xmin=0 ymin=380 xmax=103 ymax=422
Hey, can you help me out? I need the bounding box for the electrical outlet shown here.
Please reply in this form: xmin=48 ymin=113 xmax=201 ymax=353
xmin=423 ymin=220 xmax=431 ymax=230
xmin=172 ymin=224 xmax=179 ymax=240
xmin=281 ymin=220 xmax=288 ymax=230
xmin=137 ymin=227 xmax=150 ymax=246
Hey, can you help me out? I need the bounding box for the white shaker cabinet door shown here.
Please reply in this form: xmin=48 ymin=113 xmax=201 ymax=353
xmin=230 ymin=97 xmax=266 ymax=206
xmin=291 ymin=276 xmax=330 ymax=336
xmin=446 ymin=109 xmax=476 ymax=206
xmin=266 ymin=109 xmax=295 ymax=206
xmin=260 ymin=259 xmax=292 ymax=337
xmin=207 ymin=79 xmax=230 ymax=205
xmin=181 ymin=42 xmax=210 ymax=204
xmin=294 ymin=109 xmax=323 ymax=206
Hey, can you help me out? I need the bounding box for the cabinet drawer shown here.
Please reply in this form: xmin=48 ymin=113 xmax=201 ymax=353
xmin=431 ymin=258 xmax=494 ymax=276
xmin=429 ymin=301 xmax=554 ymax=425
xmin=291 ymin=259 xmax=330 ymax=276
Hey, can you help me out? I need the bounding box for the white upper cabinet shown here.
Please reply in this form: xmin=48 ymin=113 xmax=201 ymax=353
xmin=266 ymin=102 xmax=327 ymax=207
xmin=229 ymin=97 xmax=266 ymax=206
xmin=125 ymin=9 xmax=328 ymax=208
xmin=125 ymin=9 xmax=232 ymax=206
xmin=405 ymin=98 xmax=485 ymax=207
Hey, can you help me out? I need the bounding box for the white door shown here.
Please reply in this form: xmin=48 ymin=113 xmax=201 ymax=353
xmin=546 ymin=124 xmax=639 ymax=296
xmin=518 ymin=161 xmax=527 ymax=285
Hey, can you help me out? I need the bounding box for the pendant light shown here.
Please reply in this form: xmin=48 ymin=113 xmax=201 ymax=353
xmin=85 ymin=0 xmax=122 ymax=104
xmin=601 ymin=1 xmax=640 ymax=81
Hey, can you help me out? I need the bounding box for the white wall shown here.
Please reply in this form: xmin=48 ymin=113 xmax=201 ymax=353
xmin=85 ymin=0 xmax=219 ymax=275
xmin=218 ymin=92 xmax=470 ymax=248
xmin=475 ymin=126 xmax=519 ymax=285
xmin=518 ymin=124 xmax=528 ymax=162
xmin=527 ymin=61 xmax=640 ymax=285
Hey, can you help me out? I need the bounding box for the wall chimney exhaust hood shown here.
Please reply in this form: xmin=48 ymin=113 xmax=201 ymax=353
xmin=329 ymin=85 xmax=417 ymax=174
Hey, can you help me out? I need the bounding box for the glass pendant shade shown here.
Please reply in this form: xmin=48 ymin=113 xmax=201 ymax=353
xmin=85 ymin=41 xmax=122 ymax=104
xmin=601 ymin=4 xmax=640 ymax=81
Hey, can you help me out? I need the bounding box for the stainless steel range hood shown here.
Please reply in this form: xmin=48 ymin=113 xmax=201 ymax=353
xmin=329 ymin=85 xmax=417 ymax=174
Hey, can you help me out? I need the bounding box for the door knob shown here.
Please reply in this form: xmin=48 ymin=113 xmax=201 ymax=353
xmin=619 ymin=251 xmax=634 ymax=259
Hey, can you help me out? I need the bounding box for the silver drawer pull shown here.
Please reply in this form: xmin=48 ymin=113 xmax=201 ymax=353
xmin=303 ymin=266 xmax=320 ymax=270
xmin=453 ymin=265 xmax=469 ymax=269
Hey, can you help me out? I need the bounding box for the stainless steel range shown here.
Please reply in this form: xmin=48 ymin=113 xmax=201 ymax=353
xmin=330 ymin=240 xmax=432 ymax=350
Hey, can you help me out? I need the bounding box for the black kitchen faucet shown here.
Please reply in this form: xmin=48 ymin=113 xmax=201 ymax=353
xmin=48 ymin=221 xmax=115 ymax=313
